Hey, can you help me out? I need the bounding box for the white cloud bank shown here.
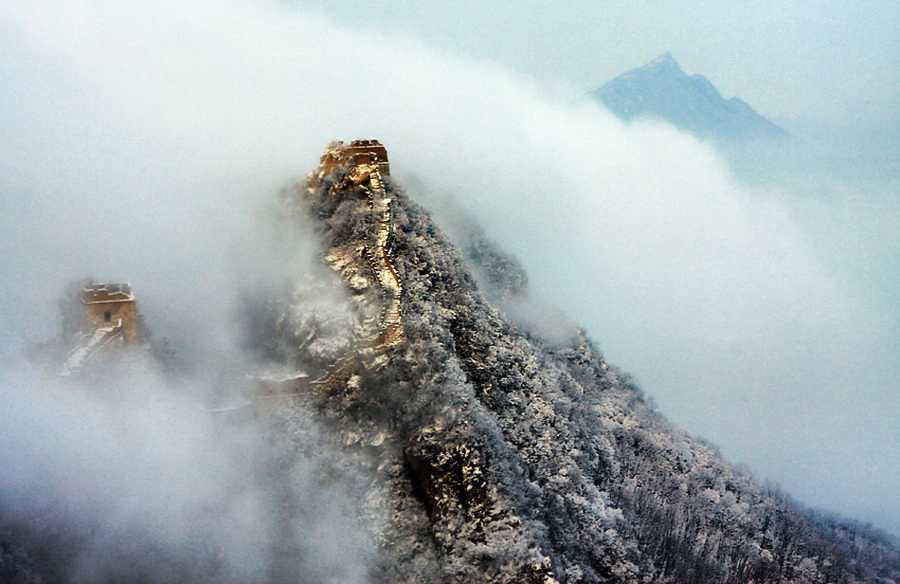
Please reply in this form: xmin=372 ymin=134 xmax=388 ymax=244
xmin=1 ymin=0 xmax=898 ymax=537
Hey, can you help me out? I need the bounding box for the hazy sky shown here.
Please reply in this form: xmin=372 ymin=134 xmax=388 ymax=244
xmin=1 ymin=0 xmax=898 ymax=540
xmin=299 ymin=0 xmax=900 ymax=130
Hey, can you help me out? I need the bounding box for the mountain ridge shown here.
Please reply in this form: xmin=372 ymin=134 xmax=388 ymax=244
xmin=590 ymin=52 xmax=788 ymax=143
xmin=251 ymin=148 xmax=898 ymax=582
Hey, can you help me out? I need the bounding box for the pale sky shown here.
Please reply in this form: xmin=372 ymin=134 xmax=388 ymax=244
xmin=298 ymin=0 xmax=900 ymax=130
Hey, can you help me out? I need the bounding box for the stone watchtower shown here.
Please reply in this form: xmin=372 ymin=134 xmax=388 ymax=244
xmin=317 ymin=139 xmax=391 ymax=178
xmin=80 ymin=282 xmax=139 ymax=343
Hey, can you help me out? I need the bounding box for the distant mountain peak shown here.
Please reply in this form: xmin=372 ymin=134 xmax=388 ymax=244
xmin=590 ymin=54 xmax=787 ymax=143
xmin=644 ymin=51 xmax=680 ymax=71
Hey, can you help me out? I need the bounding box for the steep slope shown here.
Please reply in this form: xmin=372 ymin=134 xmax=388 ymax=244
xmin=259 ymin=144 xmax=899 ymax=583
xmin=590 ymin=52 xmax=787 ymax=143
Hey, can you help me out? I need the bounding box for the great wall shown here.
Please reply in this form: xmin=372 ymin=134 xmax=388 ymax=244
xmin=58 ymin=282 xmax=139 ymax=377
xmin=50 ymin=140 xmax=404 ymax=402
xmin=254 ymin=139 xmax=405 ymax=399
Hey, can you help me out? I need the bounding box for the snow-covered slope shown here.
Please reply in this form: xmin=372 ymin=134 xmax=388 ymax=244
xmin=252 ymin=160 xmax=899 ymax=583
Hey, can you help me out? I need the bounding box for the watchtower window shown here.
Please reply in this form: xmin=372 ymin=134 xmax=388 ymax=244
xmin=104 ymin=311 xmax=111 ymax=322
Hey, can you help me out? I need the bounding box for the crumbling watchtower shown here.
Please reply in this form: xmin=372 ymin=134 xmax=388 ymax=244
xmin=80 ymin=282 xmax=139 ymax=343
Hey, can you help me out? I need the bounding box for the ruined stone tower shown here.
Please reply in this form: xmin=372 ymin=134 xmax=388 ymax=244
xmin=80 ymin=282 xmax=139 ymax=343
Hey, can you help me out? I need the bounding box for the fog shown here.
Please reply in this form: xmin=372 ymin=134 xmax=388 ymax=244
xmin=1 ymin=2 xmax=897 ymax=570
xmin=1 ymin=355 xmax=375 ymax=581
xmin=295 ymin=0 xmax=900 ymax=131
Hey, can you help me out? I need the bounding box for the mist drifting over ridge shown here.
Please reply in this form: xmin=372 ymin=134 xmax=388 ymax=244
xmin=1 ymin=0 xmax=898 ymax=556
